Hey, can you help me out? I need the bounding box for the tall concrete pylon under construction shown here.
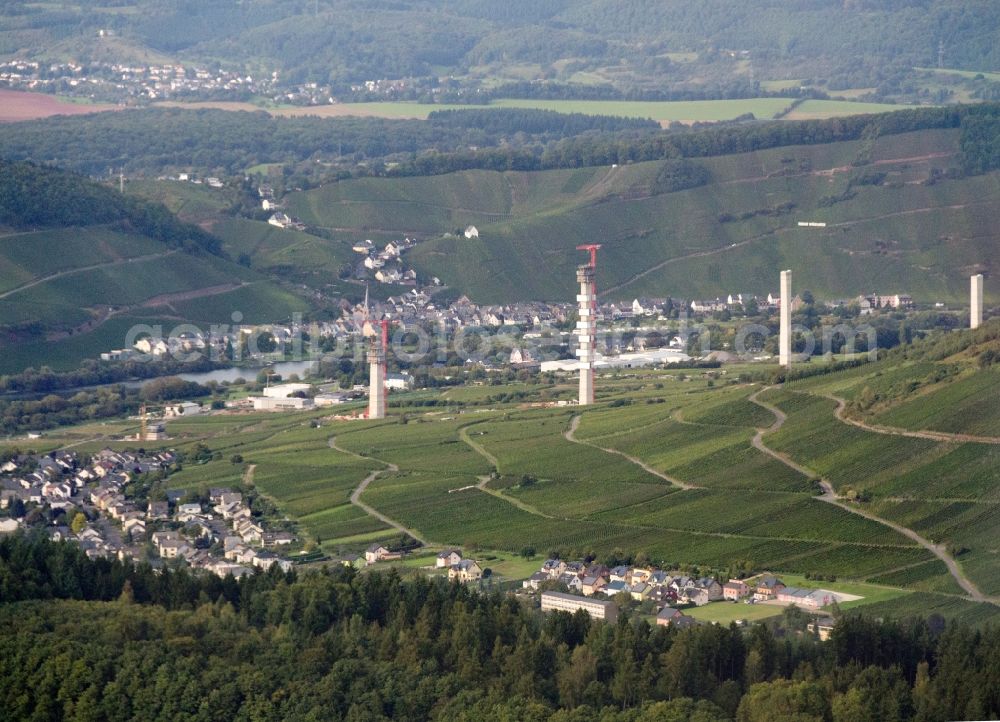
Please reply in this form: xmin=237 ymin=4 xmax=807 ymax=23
xmin=576 ymin=244 xmax=601 ymax=405
xmin=368 ymin=319 xmax=388 ymax=419
xmin=971 ymin=274 xmax=984 ymax=329
xmin=779 ymin=269 xmax=792 ymax=368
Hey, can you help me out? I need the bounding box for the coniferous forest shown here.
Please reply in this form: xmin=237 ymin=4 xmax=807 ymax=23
xmin=1 ymin=533 xmax=998 ymax=721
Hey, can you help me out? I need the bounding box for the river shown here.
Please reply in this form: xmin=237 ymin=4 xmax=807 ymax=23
xmin=173 ymin=359 xmax=321 ymax=385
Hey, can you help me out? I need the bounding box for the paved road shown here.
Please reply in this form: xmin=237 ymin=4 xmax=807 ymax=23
xmin=747 ymin=386 xmax=998 ymax=605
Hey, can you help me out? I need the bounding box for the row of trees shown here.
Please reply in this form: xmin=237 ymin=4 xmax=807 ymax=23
xmin=0 ymin=355 xmax=224 ymax=394
xmin=387 ymin=104 xmax=994 ymax=178
xmin=0 ymin=376 xmax=210 ymax=435
xmin=0 ymin=532 xmax=998 ymax=720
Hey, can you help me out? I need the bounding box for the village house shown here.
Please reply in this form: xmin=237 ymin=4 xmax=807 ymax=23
xmin=268 ymin=212 xmax=292 ymax=228
xmin=656 ymin=606 xmax=697 ymax=629
xmin=448 ymin=560 xmax=483 ymax=583
xmin=648 ymin=586 xmax=678 ymax=606
xmin=541 ymin=559 xmax=567 ymax=578
xmin=681 ymin=587 xmax=711 ymax=606
xmin=630 ymin=582 xmax=652 ymax=601
xmin=754 ymin=575 xmax=786 ymax=601
xmin=146 ymin=501 xmax=170 ymax=520
xmin=603 ymin=580 xmax=629 ymax=597
xmin=365 ymin=543 xmax=403 ymax=565
xmin=176 ymin=502 xmax=204 ymax=522
xmin=123 ymin=517 xmax=146 ymax=540
xmin=436 ymin=549 xmax=463 ymax=568
xmin=522 ymin=572 xmax=549 ymax=590
xmin=807 ymin=616 xmax=837 ymax=641
xmin=581 ymin=575 xmax=607 ymax=596
xmin=609 ymin=565 xmax=630 ymax=583
xmin=235 ymin=518 xmax=264 ymax=544
xmin=777 ymin=587 xmax=834 ymax=609
xmin=723 ymin=579 xmax=751 ymax=601
xmin=262 ymin=531 xmax=295 ymax=547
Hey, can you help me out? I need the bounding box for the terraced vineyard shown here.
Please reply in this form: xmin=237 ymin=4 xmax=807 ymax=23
xmin=325 ymin=127 xmax=1000 ymax=303
xmin=47 ymin=326 xmax=998 ymax=619
xmin=0 ymin=224 xmax=309 ymax=372
xmin=758 ymin=387 xmax=1000 ymax=595
xmin=873 ymin=369 xmax=1000 ymax=437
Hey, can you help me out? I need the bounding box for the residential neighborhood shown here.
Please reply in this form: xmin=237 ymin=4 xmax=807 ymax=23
xmin=0 ymin=447 xmax=297 ymax=578
xmin=524 ymin=557 xmax=849 ymax=627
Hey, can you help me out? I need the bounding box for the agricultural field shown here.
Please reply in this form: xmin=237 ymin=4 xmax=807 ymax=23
xmin=760 ymin=390 xmax=943 ymax=493
xmin=872 ymin=369 xmax=1000 ymax=437
xmin=0 ymin=89 xmax=117 ymax=123
xmin=27 ymin=332 xmax=999 ymax=620
xmin=126 ymin=179 xmax=233 ymax=224
xmin=843 ymin=591 xmax=1000 ymax=627
xmin=102 ymin=124 xmax=999 ymax=316
xmin=575 ymin=391 xmax=813 ymax=493
xmin=756 ymin=347 xmax=1000 ymax=598
xmin=285 ymin=170 xmax=516 ymax=234
xmin=393 ymin=128 xmax=998 ymax=302
xmin=210 ymin=218 xmax=356 ymax=278
xmin=0 ymin=222 xmax=310 ymax=371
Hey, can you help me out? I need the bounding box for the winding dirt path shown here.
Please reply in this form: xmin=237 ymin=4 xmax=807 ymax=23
xmin=0 ymin=250 xmax=179 ymax=300
xmin=819 ymin=391 xmax=1000 ymax=445
xmin=328 ymin=436 xmax=428 ymax=545
xmin=456 ymin=423 xmax=560 ymax=518
xmin=598 ymin=234 xmax=766 ymax=298
xmin=747 ymin=386 xmax=997 ymax=604
xmin=564 ymin=414 xmax=697 ymax=490
xmin=457 ymin=412 xmax=926 ymax=549
xmin=457 ymin=423 xmax=500 ymax=471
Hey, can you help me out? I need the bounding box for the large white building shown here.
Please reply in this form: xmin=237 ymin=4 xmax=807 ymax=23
xmin=262 ymin=383 xmax=312 ymax=399
xmin=541 ymin=348 xmax=691 ymax=373
xmin=541 ymin=591 xmax=618 ymax=622
xmin=164 ymin=401 xmax=202 ymax=417
xmin=252 ymin=396 xmax=313 ymax=411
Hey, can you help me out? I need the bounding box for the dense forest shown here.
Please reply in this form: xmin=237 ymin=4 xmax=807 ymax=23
xmin=389 ymin=104 xmax=1000 ymax=178
xmin=0 ymin=533 xmax=998 ymax=721
xmin=2 ymin=0 xmax=999 ymax=98
xmin=0 ymin=161 xmax=223 ymax=255
xmin=6 ymin=103 xmax=1000 ymax=183
xmin=427 ymin=108 xmax=659 ymax=135
xmin=0 ymin=108 xmax=658 ymax=177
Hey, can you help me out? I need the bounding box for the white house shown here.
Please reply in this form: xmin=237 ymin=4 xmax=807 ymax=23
xmin=268 ymin=213 xmax=291 ymax=228
xmin=436 ymin=550 xmax=462 ymax=568
xmin=463 ymin=225 xmax=479 ymax=239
